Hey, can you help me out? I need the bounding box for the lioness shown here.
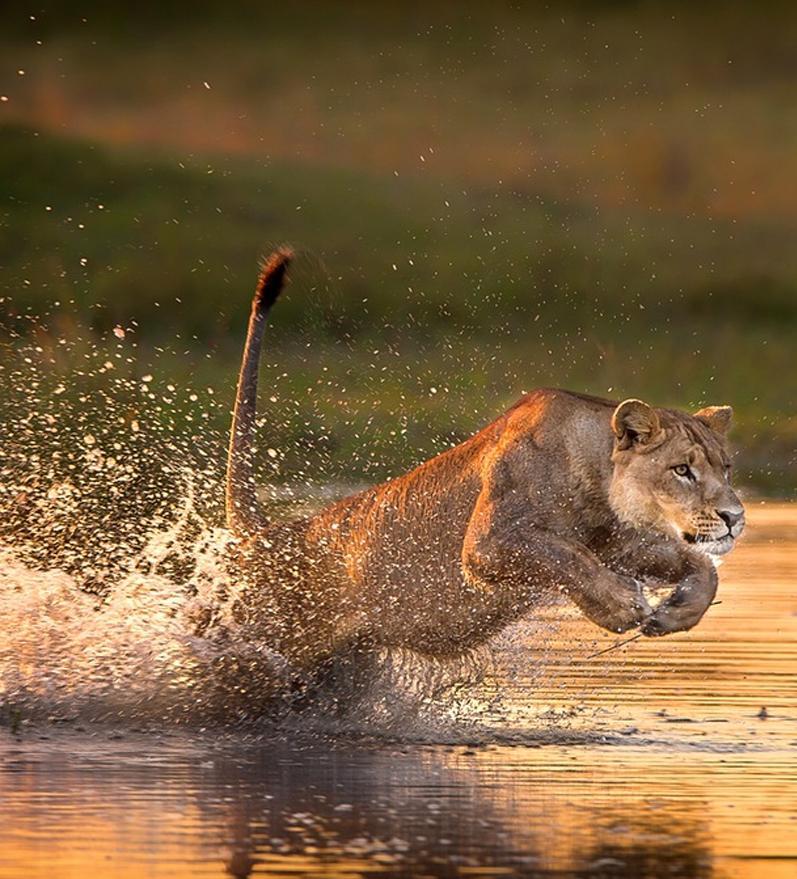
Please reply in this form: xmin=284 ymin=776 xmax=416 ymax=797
xmin=226 ymin=249 xmax=745 ymax=671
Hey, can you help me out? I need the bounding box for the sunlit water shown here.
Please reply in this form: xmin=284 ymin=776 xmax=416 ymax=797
xmin=1 ymin=497 xmax=795 ymax=878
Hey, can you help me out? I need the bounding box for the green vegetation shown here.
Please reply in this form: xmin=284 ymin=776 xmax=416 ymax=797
xmin=0 ymin=2 xmax=795 ymax=494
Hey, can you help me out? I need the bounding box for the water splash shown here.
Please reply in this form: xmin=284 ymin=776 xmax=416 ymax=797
xmin=0 ymin=492 xmax=294 ymax=725
xmin=0 ymin=519 xmax=503 ymax=732
xmin=0 ymin=327 xmax=501 ymax=733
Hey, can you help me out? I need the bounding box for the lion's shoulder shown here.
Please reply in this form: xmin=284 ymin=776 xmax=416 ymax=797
xmin=501 ymin=387 xmax=617 ymax=442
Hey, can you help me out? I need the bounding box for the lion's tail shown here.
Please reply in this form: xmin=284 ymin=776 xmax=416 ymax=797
xmin=225 ymin=247 xmax=293 ymax=535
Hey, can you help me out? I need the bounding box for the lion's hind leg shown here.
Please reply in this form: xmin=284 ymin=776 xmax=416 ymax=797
xmin=286 ymin=635 xmax=379 ymax=716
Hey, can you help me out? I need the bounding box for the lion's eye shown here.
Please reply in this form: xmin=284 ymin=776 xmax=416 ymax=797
xmin=672 ymin=464 xmax=692 ymax=479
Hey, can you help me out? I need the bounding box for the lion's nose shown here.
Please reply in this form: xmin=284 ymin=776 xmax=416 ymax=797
xmin=718 ymin=509 xmax=744 ymax=534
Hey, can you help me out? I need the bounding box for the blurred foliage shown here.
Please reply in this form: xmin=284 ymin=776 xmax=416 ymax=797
xmin=0 ymin=1 xmax=794 ymax=494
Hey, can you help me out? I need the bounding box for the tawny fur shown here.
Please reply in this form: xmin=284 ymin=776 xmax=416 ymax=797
xmin=226 ymin=253 xmax=745 ymax=670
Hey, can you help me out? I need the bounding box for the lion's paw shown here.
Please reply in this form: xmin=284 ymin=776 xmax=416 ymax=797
xmin=641 ymin=599 xmax=704 ymax=637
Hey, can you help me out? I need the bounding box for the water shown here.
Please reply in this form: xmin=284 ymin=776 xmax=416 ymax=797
xmin=1 ymin=501 xmax=795 ymax=878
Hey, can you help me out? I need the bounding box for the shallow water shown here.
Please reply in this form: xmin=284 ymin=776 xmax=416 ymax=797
xmin=1 ymin=502 xmax=795 ymax=878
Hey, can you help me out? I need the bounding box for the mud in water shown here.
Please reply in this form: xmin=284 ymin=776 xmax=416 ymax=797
xmin=1 ymin=502 xmax=795 ymax=878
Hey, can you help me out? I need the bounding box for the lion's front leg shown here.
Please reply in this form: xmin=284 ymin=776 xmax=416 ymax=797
xmin=462 ymin=490 xmax=652 ymax=635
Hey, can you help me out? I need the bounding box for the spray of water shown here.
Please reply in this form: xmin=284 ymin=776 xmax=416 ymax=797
xmin=0 ymin=320 xmax=513 ymax=733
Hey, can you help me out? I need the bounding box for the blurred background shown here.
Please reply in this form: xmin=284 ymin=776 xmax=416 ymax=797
xmin=1 ymin=0 xmax=795 ymax=495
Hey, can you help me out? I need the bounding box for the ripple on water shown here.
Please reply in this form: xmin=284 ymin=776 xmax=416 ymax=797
xmin=1 ymin=496 xmax=796 ymax=878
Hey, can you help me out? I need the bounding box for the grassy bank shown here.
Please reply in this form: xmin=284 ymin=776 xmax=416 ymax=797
xmin=1 ymin=0 xmax=795 ymax=496
xmin=1 ymin=125 xmax=795 ymax=494
xmin=0 ymin=125 xmax=793 ymax=495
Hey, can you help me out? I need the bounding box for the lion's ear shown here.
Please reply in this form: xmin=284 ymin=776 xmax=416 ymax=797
xmin=612 ymin=399 xmax=661 ymax=450
xmin=694 ymin=405 xmax=733 ymax=436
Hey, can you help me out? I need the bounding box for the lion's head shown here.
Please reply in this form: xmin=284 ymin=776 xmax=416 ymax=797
xmin=608 ymin=399 xmax=745 ymax=556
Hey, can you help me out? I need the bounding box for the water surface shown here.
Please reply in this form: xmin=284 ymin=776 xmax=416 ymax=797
xmin=1 ymin=503 xmax=795 ymax=878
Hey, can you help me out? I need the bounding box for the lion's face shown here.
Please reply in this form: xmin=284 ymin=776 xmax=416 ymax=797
xmin=608 ymin=400 xmax=745 ymax=557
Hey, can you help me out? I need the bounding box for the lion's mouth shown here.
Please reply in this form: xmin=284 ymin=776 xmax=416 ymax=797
xmin=682 ymin=531 xmax=735 ymax=556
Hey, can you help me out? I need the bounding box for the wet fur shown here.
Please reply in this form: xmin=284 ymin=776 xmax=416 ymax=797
xmin=225 ymin=253 xmax=745 ymax=671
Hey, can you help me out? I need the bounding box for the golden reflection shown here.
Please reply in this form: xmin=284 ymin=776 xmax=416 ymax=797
xmin=0 ymin=503 xmax=795 ymax=878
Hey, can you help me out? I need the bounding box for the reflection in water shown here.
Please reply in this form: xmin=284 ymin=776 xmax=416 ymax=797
xmin=1 ymin=505 xmax=796 ymax=878
xmin=0 ymin=738 xmax=720 ymax=879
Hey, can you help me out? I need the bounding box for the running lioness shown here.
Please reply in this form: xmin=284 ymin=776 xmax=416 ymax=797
xmin=226 ymin=249 xmax=745 ymax=670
